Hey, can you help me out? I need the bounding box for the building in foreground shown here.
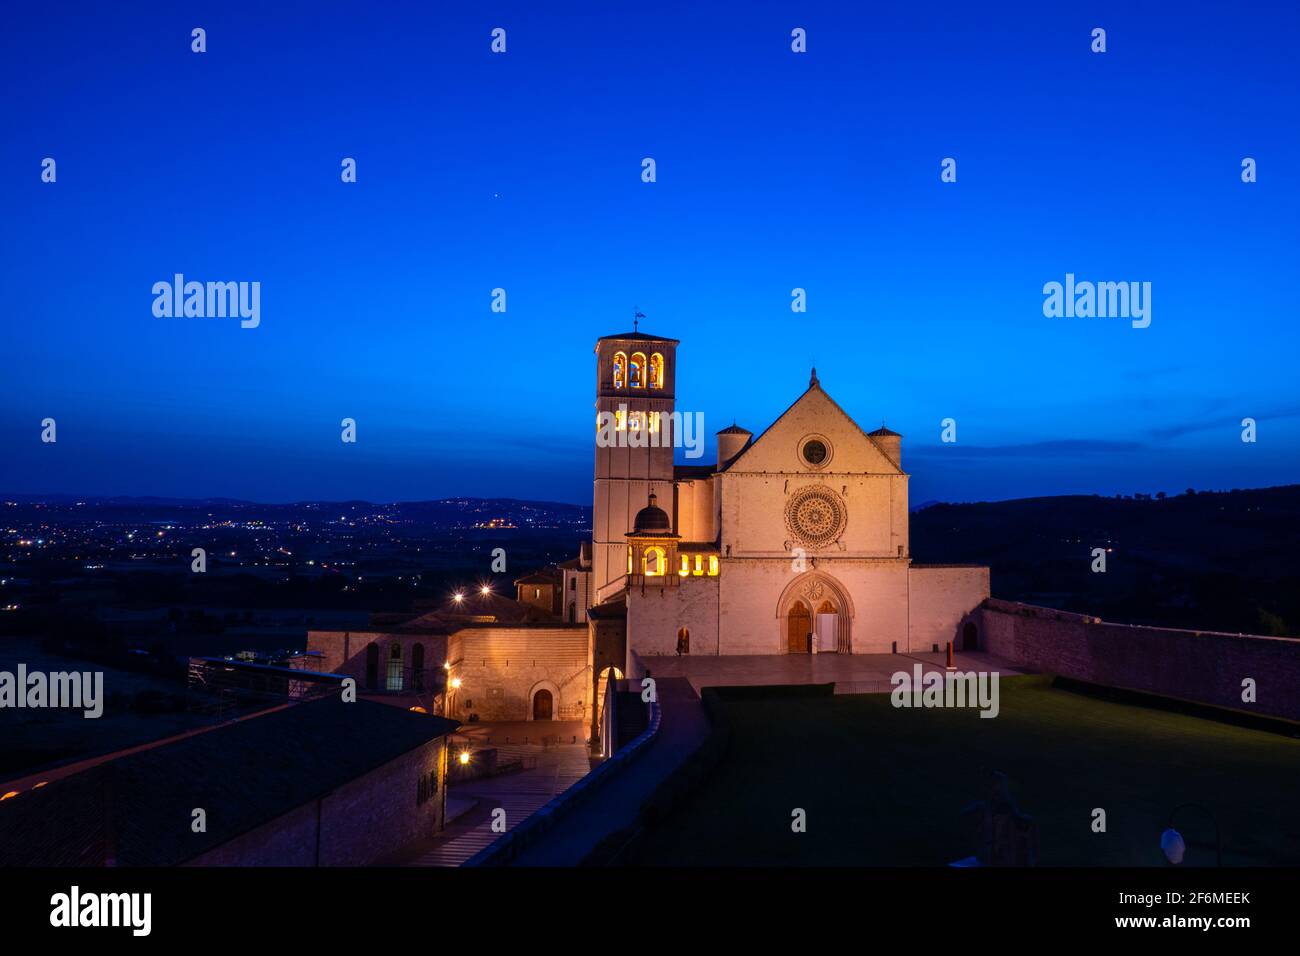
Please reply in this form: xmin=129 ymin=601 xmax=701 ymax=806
xmin=0 ymin=697 xmax=458 ymax=866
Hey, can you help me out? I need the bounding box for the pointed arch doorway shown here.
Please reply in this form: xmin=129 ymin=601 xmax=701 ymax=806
xmin=778 ymin=573 xmax=854 ymax=654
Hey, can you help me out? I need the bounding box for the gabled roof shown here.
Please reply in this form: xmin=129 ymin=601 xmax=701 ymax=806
xmin=514 ymin=568 xmax=561 ymax=586
xmin=722 ymin=378 xmax=905 ymax=475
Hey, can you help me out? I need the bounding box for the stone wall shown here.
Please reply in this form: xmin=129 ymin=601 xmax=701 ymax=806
xmin=306 ymin=629 xmax=447 ymax=694
xmin=186 ymin=738 xmax=446 ymax=866
xmin=627 ymin=575 xmax=720 ymax=657
xmin=907 ymin=564 xmax=990 ymax=652
xmin=447 ymin=626 xmax=590 ymax=723
xmin=976 ymin=599 xmax=1300 ymax=722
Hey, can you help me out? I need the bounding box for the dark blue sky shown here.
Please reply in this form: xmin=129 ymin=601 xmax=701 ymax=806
xmin=3 ymin=1 xmax=1297 ymax=505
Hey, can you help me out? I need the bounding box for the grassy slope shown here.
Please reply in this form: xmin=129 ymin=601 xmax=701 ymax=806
xmin=632 ymin=676 xmax=1300 ymax=866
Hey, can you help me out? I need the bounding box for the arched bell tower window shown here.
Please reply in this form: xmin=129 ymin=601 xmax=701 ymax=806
xmin=642 ymin=546 xmax=665 ymax=576
xmin=612 ymin=352 xmax=627 ymax=390
xmin=630 ymin=352 xmax=647 ymax=388
xmin=649 ymin=353 xmax=664 ymax=389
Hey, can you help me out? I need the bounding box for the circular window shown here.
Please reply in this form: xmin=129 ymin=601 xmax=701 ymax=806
xmin=784 ymin=486 xmax=848 ymax=549
xmin=802 ymin=440 xmax=827 ymax=465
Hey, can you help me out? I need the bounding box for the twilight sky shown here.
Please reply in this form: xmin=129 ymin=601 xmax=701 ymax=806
xmin=2 ymin=1 xmax=1297 ymax=506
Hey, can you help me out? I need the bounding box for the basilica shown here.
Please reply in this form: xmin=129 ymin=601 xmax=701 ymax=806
xmin=567 ymin=326 xmax=989 ymax=673
xmin=309 ymin=325 xmax=989 ymax=749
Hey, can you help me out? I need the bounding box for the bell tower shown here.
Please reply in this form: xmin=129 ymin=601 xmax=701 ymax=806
xmin=592 ymin=324 xmax=679 ymax=603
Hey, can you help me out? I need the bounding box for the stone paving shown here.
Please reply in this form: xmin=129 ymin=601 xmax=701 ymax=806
xmin=638 ymin=650 xmax=1025 ymax=695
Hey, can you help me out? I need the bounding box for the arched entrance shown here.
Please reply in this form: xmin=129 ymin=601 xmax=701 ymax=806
xmin=532 ymin=689 xmax=553 ymax=720
xmin=777 ymin=573 xmax=855 ymax=654
xmin=962 ymin=621 xmax=978 ymax=652
xmin=676 ymin=627 xmax=690 ymax=655
xmin=786 ymin=600 xmax=811 ymax=654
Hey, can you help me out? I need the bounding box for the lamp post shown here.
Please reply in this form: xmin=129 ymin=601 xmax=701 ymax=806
xmin=1161 ymin=803 xmax=1222 ymax=866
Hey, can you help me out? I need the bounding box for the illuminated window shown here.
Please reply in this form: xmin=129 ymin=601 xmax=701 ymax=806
xmin=630 ymin=352 xmax=647 ymax=388
xmin=708 ymin=555 xmax=719 ymax=576
xmin=693 ymin=554 xmax=704 ymax=576
xmin=387 ymin=642 xmax=403 ymax=690
xmin=629 ymin=411 xmax=643 ymax=432
xmin=643 ymin=546 xmax=665 ymax=576
xmin=613 ymin=352 xmax=627 ymax=389
xmin=615 ymin=408 xmax=627 ymax=431
xmin=649 ymin=411 xmax=661 ymax=434
xmin=650 ymin=353 xmax=664 ymax=389
xmin=627 ymin=546 xmax=633 ymax=573
xmin=679 ymin=554 xmax=689 ymax=576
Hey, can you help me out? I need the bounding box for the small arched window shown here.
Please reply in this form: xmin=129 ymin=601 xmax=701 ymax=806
xmin=630 ymin=352 xmax=647 ymax=388
xmin=365 ymin=643 xmax=379 ymax=690
xmin=649 ymin=353 xmax=664 ymax=389
xmin=677 ymin=627 xmax=690 ymax=655
xmin=643 ymin=546 xmax=665 ymax=576
xmin=387 ymin=642 xmax=403 ymax=690
xmin=612 ymin=352 xmax=627 ymax=389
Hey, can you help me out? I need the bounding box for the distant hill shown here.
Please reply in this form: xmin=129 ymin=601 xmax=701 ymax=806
xmin=910 ymin=485 xmax=1300 ymax=637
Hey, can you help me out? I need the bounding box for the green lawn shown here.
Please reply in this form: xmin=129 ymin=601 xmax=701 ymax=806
xmin=630 ymin=675 xmax=1300 ymax=866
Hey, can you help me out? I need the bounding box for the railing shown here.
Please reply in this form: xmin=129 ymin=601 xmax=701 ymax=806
xmin=363 ymin=666 xmax=446 ymax=695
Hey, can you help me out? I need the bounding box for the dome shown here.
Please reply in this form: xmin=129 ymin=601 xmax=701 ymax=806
xmin=630 ymin=492 xmax=672 ymax=534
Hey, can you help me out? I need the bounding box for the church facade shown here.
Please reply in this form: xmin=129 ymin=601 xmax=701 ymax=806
xmin=569 ymin=328 xmax=990 ymax=680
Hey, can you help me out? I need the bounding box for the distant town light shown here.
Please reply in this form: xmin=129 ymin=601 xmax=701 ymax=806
xmin=0 ymin=791 xmax=18 ymax=802
xmin=452 ymin=591 xmax=464 ymax=603
xmin=480 ymin=585 xmax=491 ymax=595
xmin=458 ymin=751 xmax=471 ymax=765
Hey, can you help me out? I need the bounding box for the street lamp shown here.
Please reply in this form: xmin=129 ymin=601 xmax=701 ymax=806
xmin=1162 ymin=803 xmax=1222 ymax=866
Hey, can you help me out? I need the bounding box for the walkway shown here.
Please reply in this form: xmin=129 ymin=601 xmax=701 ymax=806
xmin=506 ymin=677 xmax=709 ymax=866
xmin=404 ymin=723 xmax=592 ymax=867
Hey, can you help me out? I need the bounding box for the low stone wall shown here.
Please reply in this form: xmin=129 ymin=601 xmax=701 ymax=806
xmin=976 ymin=599 xmax=1300 ymax=723
xmin=463 ymin=697 xmax=662 ymax=866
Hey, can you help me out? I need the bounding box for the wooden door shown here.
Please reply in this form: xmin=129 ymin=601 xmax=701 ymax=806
xmin=533 ymin=689 xmax=553 ymax=720
xmin=787 ymin=601 xmax=811 ymax=653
